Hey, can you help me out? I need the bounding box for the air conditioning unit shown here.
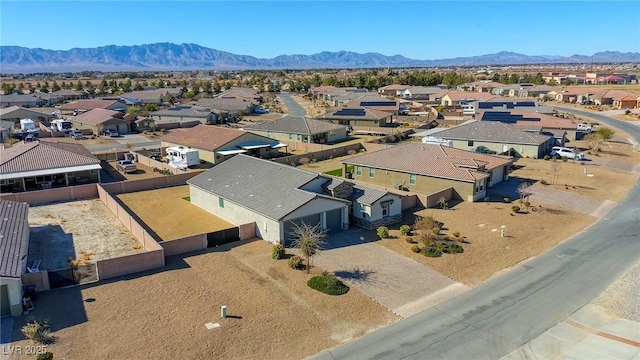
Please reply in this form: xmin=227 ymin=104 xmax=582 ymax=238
xmin=395 ymin=184 xmax=402 ymax=190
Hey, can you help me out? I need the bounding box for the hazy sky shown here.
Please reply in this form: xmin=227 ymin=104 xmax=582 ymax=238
xmin=1 ymin=1 xmax=639 ymax=59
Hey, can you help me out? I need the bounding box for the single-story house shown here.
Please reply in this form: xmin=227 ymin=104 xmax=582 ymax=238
xmin=399 ymin=86 xmax=447 ymax=101
xmin=150 ymin=106 xmax=219 ymax=126
xmin=58 ymin=99 xmax=129 ymax=115
xmin=478 ymin=111 xmax=579 ymax=141
xmin=0 ymin=94 xmax=47 ymax=108
xmin=342 ymin=143 xmax=514 ymax=202
xmin=317 ymin=107 xmax=395 ymax=127
xmin=196 ymin=98 xmax=257 ymax=117
xmin=377 ymin=84 xmax=408 ymax=96
xmin=474 ymin=99 xmax=554 ymax=115
xmin=0 ymin=140 xmax=102 ymax=192
xmin=242 ymin=116 xmax=349 ymax=144
xmin=0 ymin=199 xmax=30 ymax=317
xmin=457 ymin=81 xmax=503 ymax=93
xmin=311 ymin=86 xmax=338 ymax=98
xmin=119 ymin=90 xmax=165 ymax=105
xmin=70 ymin=108 xmax=131 ymax=135
xmin=50 ymin=89 xmax=89 ymax=101
xmin=160 ymin=124 xmax=286 ymax=165
xmin=345 ymin=95 xmax=400 ymax=114
xmin=441 ymin=91 xmax=496 ymax=106
xmin=429 ymin=121 xmax=554 ymax=159
xmin=216 ymin=88 xmax=263 ymax=103
xmin=0 ymin=106 xmax=52 ymax=123
xmin=187 ymin=154 xmax=402 ymax=244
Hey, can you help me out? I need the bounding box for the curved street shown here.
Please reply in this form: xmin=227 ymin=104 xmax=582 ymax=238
xmin=313 ymin=109 xmax=640 ymax=360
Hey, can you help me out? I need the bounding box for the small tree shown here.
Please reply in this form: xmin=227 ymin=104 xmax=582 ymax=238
xmin=550 ymin=161 xmax=561 ymax=185
xmin=290 ymin=222 xmax=328 ymax=274
xmin=584 ymin=133 xmax=602 ymax=155
xmin=517 ymin=182 xmax=532 ymax=209
xmin=377 ymin=226 xmax=389 ymax=239
xmin=399 ymin=225 xmax=411 ymax=236
xmin=596 ymin=127 xmax=615 ymax=141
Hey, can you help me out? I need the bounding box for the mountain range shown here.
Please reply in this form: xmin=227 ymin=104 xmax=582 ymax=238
xmin=1 ymin=43 xmax=639 ymax=73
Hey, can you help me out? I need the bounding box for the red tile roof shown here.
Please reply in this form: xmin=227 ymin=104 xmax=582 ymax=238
xmin=444 ymin=90 xmax=496 ymax=102
xmin=58 ymin=99 xmax=119 ymax=111
xmin=160 ymin=124 xmax=250 ymax=151
xmin=0 ymin=141 xmax=100 ymax=174
xmin=71 ymin=108 xmax=121 ymax=125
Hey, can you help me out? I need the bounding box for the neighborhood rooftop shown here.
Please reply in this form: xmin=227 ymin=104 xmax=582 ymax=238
xmin=0 ymin=199 xmax=30 ymax=278
xmin=242 ymin=116 xmax=347 ymax=135
xmin=433 ymin=121 xmax=552 ymax=145
xmin=160 ymin=124 xmax=257 ymax=151
xmin=0 ymin=141 xmax=100 ymax=178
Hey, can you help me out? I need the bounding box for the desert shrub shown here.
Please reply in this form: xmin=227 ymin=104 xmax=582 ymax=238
xmin=410 ymin=244 xmax=420 ymax=253
xmin=160 ymin=128 xmax=168 ymax=134
xmin=431 ymin=227 xmax=441 ymax=235
xmin=452 ymin=231 xmax=461 ymax=238
xmin=307 ymin=273 xmax=349 ymax=295
xmin=561 ymin=156 xmax=568 ymax=162
xmin=625 ymin=109 xmax=631 ymax=115
xmin=143 ymin=130 xmax=149 ymax=135
xmin=503 ymin=197 xmax=510 ymax=203
xmin=404 ymin=237 xmax=413 ymax=243
xmin=596 ymin=127 xmax=615 ymax=140
xmin=442 ymin=243 xmax=464 ymax=254
xmin=299 ymin=157 xmax=310 ymax=165
xmin=271 ymin=244 xmax=285 ymax=260
xmin=22 ymin=319 xmax=55 ymax=345
xmin=511 ymin=205 xmax=520 ymax=213
xmin=37 ymin=353 xmax=54 ymax=360
xmin=377 ymin=226 xmax=389 ymax=239
xmin=543 ymin=155 xmax=550 ymax=160
xmin=437 ymin=196 xmax=449 ymax=209
xmin=347 ymin=149 xmax=357 ymax=155
xmin=288 ymin=255 xmax=303 ymax=270
xmin=420 ymin=246 xmax=443 ymax=257
xmin=399 ymin=224 xmax=411 ymax=235
xmin=540 ymin=179 xmax=548 ymax=185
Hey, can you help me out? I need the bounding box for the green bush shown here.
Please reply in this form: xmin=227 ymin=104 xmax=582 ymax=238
xmin=377 ymin=226 xmax=389 ymax=239
xmin=511 ymin=205 xmax=520 ymax=213
xmin=543 ymin=155 xmax=550 ymax=160
xmin=307 ymin=273 xmax=350 ymax=295
xmin=271 ymin=244 xmax=285 ymax=260
xmin=399 ymin=224 xmax=411 ymax=236
xmin=37 ymin=353 xmax=54 ymax=360
xmin=420 ymin=246 xmax=443 ymax=257
xmin=404 ymin=237 xmax=413 ymax=243
xmin=452 ymin=231 xmax=461 ymax=238
xmin=561 ymin=156 xmax=568 ymax=162
xmin=431 ymin=227 xmax=441 ymax=235
xmin=442 ymin=243 xmax=464 ymax=254
xmin=410 ymin=244 xmax=420 ymax=253
xmin=22 ymin=319 xmax=55 ymax=345
xmin=288 ymin=255 xmax=303 ymax=270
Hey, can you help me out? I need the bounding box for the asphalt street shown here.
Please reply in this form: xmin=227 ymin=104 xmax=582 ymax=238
xmin=313 ymin=109 xmax=640 ymax=360
xmin=277 ymin=92 xmax=307 ymax=116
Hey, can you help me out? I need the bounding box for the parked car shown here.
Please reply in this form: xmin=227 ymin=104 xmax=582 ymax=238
xmin=550 ymin=146 xmax=584 ymax=160
xmin=475 ymin=146 xmax=497 ymax=155
xmin=577 ymin=123 xmax=593 ymax=132
xmin=103 ymin=129 xmax=119 ymax=137
xmin=149 ymin=152 xmax=162 ymax=161
xmin=116 ymin=160 xmax=138 ymax=173
xmin=69 ymin=130 xmax=84 ymax=140
xmin=255 ymin=107 xmax=269 ymax=114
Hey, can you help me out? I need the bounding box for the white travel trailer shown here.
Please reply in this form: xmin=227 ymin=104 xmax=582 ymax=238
xmin=51 ymin=119 xmax=73 ymax=132
xmin=20 ymin=119 xmax=39 ymax=134
xmin=421 ymin=136 xmax=453 ymax=147
xmin=166 ymin=146 xmax=200 ymax=169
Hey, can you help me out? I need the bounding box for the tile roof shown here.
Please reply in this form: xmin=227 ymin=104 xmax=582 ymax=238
xmin=0 ymin=140 xmax=99 ymax=175
xmin=344 ymin=143 xmax=512 ymax=183
xmin=196 ymin=98 xmax=255 ymax=112
xmin=434 ymin=121 xmax=551 ymax=145
xmin=0 ymin=199 xmax=30 ymax=278
xmin=119 ymin=90 xmax=165 ymax=101
xmin=479 ymin=111 xmax=577 ymax=130
xmin=151 ymin=106 xmax=216 ymax=118
xmin=0 ymin=106 xmax=51 ymax=119
xmin=318 ymin=107 xmax=393 ymax=121
xmin=58 ymin=99 xmax=120 ymax=111
xmin=243 ymin=116 xmax=347 ymax=135
xmin=444 ymin=91 xmax=496 ymax=102
xmin=188 ymin=154 xmax=330 ymax=220
xmin=72 ymin=108 xmax=121 ymax=125
xmin=51 ymin=89 xmax=86 ymax=96
xmin=378 ymin=84 xmax=409 ymax=91
xmin=320 ymin=177 xmax=391 ymax=205
xmin=161 ymin=124 xmax=257 ymax=151
xmin=0 ymin=94 xmax=43 ymax=103
xmin=311 ymin=86 xmax=338 ymax=93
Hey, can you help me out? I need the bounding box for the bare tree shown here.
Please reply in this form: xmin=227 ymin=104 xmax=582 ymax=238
xmin=584 ymin=133 xmax=602 ymax=155
xmin=517 ymin=182 xmax=532 ymax=210
xmin=298 ymin=157 xmax=310 ymax=166
xmin=550 ymin=161 xmax=562 ymax=185
xmin=290 ymin=222 xmax=328 ymax=274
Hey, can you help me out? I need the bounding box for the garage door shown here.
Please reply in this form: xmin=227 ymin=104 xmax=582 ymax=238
xmin=283 ymin=213 xmax=321 ymax=247
xmin=1 ymin=284 xmax=10 ymax=317
xmin=325 ymin=209 xmax=343 ymax=233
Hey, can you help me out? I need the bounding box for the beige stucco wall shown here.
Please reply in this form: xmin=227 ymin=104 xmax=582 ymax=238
xmin=450 ymin=139 xmax=547 ymax=159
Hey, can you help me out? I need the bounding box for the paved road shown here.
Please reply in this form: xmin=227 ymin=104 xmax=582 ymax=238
xmin=313 ymin=109 xmax=640 ymax=360
xmin=87 ymin=140 xmax=161 ymax=152
xmin=277 ymin=92 xmax=306 ymax=116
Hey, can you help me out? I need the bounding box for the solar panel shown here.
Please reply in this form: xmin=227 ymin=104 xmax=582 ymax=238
xmin=334 ymin=108 xmax=366 ymax=116
xmin=360 ymin=101 xmax=396 ymax=107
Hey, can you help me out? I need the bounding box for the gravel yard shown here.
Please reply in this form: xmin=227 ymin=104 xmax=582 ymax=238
xmin=28 ymin=199 xmax=143 ymax=270
xmin=592 ymin=261 xmax=640 ymax=322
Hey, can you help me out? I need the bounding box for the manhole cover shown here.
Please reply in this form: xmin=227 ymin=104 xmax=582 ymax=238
xmin=560 ymin=248 xmax=579 ymax=256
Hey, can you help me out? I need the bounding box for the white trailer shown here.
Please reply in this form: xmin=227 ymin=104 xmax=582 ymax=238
xmin=166 ymin=146 xmax=200 ymax=169
xmin=20 ymin=119 xmax=39 ymax=134
xmin=51 ymin=119 xmax=73 ymax=132
xmin=421 ymin=136 xmax=453 ymax=147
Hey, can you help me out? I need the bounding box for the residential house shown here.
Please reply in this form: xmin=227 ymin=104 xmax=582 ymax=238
xmin=58 ymin=99 xmax=129 ymax=115
xmin=474 ymin=99 xmax=554 ymax=115
xmin=0 ymin=120 xmax=15 ymax=142
xmin=0 ymin=199 xmax=30 ymax=317
xmin=0 ymin=141 xmax=102 ymax=192
xmin=428 ymin=121 xmax=554 ymax=158
xmin=0 ymin=106 xmax=52 ymax=124
xmin=70 ymin=108 xmax=131 ymax=135
xmin=311 ymin=86 xmax=338 ymax=98
xmin=217 ymin=88 xmax=263 ymax=103
xmin=399 ymin=86 xmax=448 ymax=101
xmin=517 ymin=85 xmax=557 ymax=98
xmin=149 ymin=106 xmax=219 ymax=127
xmin=119 ymin=90 xmax=166 ymax=105
xmin=317 ymin=107 xmax=395 ymax=127
xmin=478 ymin=111 xmax=577 ymax=141
xmin=323 ymin=88 xmax=367 ymax=103
xmin=0 ymin=94 xmax=46 ymax=108
xmin=242 ymin=116 xmax=349 ymax=144
xmin=457 ymin=81 xmax=503 ymax=93
xmin=342 ymin=143 xmax=514 ymax=202
xmin=377 ymin=84 xmax=408 ymax=96
xmin=441 ymin=91 xmax=496 ymax=106
xmin=187 ymin=154 xmax=402 ymax=244
xmin=50 ymin=89 xmax=89 ymax=102
xmin=196 ymin=98 xmax=257 ymax=118
xmin=345 ymin=95 xmax=400 ymax=115
xmin=160 ymin=124 xmax=285 ymax=165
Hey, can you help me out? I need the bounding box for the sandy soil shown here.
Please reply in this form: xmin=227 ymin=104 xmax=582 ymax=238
xmin=9 ymin=240 xmax=398 ymax=360
xmin=116 ymin=185 xmax=236 ymax=241
xmin=28 ymin=199 xmax=143 ymax=270
xmin=290 ymin=94 xmax=327 ymax=117
xmin=378 ymin=202 xmax=595 ymax=286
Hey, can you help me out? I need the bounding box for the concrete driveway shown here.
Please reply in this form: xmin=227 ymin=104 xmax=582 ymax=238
xmin=314 ymin=227 xmax=468 ymax=318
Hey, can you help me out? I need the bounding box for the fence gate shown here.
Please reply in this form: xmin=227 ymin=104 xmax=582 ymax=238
xmin=48 ymin=263 xmax=99 ymax=289
xmin=207 ymin=227 xmax=240 ymax=247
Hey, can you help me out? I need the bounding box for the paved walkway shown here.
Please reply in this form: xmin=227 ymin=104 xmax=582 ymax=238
xmin=314 ymin=227 xmax=468 ymax=318
xmin=1 ymin=316 xmax=14 ymax=360
xmin=502 ymin=304 xmax=640 ymax=360
xmin=529 ymin=185 xmax=618 ymax=219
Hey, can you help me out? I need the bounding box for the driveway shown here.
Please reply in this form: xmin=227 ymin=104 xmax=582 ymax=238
xmin=528 ymin=185 xmax=618 ymax=219
xmin=314 ymin=227 xmax=469 ymax=318
xmin=277 ymin=92 xmax=306 ymax=116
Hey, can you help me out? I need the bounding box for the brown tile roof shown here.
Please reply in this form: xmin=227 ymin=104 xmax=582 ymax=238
xmin=311 ymin=86 xmax=338 ymax=93
xmin=344 ymin=143 xmax=512 ymax=183
xmin=0 ymin=140 xmax=100 ymax=174
xmin=511 ymin=112 xmax=577 ymax=130
xmin=119 ymin=90 xmax=165 ymax=101
xmin=160 ymin=124 xmax=250 ymax=151
xmin=58 ymin=99 xmax=120 ymax=111
xmin=317 ymin=107 xmax=393 ymax=121
xmin=444 ymin=91 xmax=496 ymax=102
xmin=72 ymin=108 xmax=121 ymax=125
xmin=378 ymin=84 xmax=409 ymax=91
xmin=0 ymin=199 xmax=30 ymax=278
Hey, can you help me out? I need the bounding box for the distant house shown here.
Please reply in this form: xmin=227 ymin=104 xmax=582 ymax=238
xmin=0 ymin=199 xmax=30 ymax=317
xmin=242 ymin=116 xmax=349 ymax=144
xmin=429 ymin=121 xmax=554 ymax=158
xmin=216 ymin=88 xmax=263 ymax=103
xmin=342 ymin=143 xmax=514 ymax=202
xmin=70 ymin=108 xmax=131 ymax=135
xmin=0 ymin=141 xmax=102 ymax=192
xmin=317 ymin=107 xmax=395 ymax=127
xmin=310 ymin=86 xmax=338 ymax=98
xmin=399 ymin=86 xmax=447 ymax=101
xmin=196 ymin=98 xmax=256 ymax=117
xmin=149 ymin=105 xmax=219 ymax=127
xmin=345 ymin=95 xmax=400 ymax=114
xmin=58 ymin=99 xmax=129 ymax=115
xmin=441 ymin=91 xmax=496 ymax=106
xmin=516 ymin=85 xmax=556 ymax=98
xmin=0 ymin=106 xmax=52 ymax=123
xmin=50 ymin=89 xmax=89 ymax=102
xmin=473 ymin=99 xmax=554 ymax=115
xmin=377 ymin=84 xmax=408 ymax=96
xmin=119 ymin=90 xmax=165 ymax=105
xmin=457 ymin=81 xmax=503 ymax=93
xmin=160 ymin=124 xmax=285 ymax=165
xmin=0 ymin=94 xmax=46 ymax=108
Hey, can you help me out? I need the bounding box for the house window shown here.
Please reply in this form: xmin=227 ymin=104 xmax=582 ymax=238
xmin=409 ymin=174 xmax=416 ymax=185
xmin=356 ymin=166 xmax=362 ymax=176
xmin=360 ymin=203 xmax=368 ymax=218
xmin=381 ymin=202 xmax=390 ymax=217
xmin=67 ymin=172 xmax=74 ymax=177
xmin=289 ymin=133 xmax=293 ymax=140
xmin=369 ymin=168 xmax=375 ymax=178
xmin=218 ymin=197 xmax=225 ymax=208
xmin=468 ymin=141 xmax=474 ymax=147
xmin=89 ymin=170 xmax=98 ymax=175
xmin=297 ymin=134 xmax=302 ymax=141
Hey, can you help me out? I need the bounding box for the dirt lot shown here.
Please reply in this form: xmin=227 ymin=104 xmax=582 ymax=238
xmin=116 ymin=185 xmax=235 ymax=241
xmin=103 ymin=161 xmax=168 ymax=181
xmin=28 ymin=200 xmax=143 ymax=270
xmin=290 ymin=94 xmax=327 ymax=117
xmin=9 ymin=240 xmax=398 ymax=360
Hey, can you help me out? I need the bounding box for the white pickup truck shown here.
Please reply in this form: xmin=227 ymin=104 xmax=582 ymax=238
xmin=577 ymin=123 xmax=593 ymax=132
